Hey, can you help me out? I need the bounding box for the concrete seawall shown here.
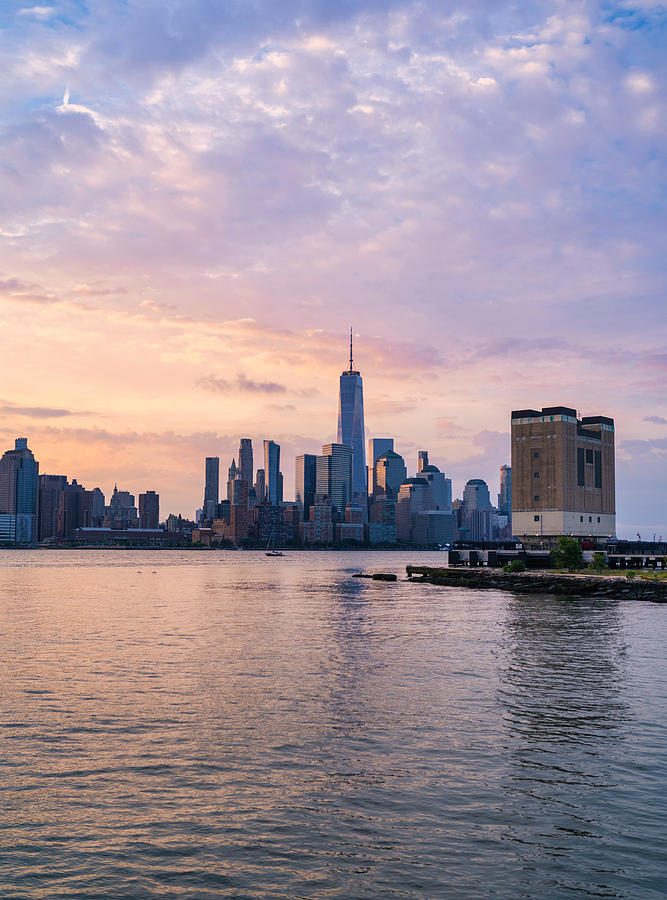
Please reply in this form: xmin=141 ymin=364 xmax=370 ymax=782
xmin=406 ymin=566 xmax=667 ymax=602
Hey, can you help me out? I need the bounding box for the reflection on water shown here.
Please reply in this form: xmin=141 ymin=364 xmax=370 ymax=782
xmin=0 ymin=551 xmax=665 ymax=899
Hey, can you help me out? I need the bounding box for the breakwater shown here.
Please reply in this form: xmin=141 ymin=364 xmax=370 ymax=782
xmin=406 ymin=566 xmax=667 ymax=602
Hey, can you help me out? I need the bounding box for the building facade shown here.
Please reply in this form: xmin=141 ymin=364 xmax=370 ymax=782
xmin=367 ymin=438 xmax=394 ymax=494
xmin=295 ymin=453 xmax=317 ymax=522
xmin=317 ymin=443 xmax=352 ymax=518
xmin=263 ymin=440 xmax=282 ymax=505
xmin=139 ymin=491 xmax=160 ymax=529
xmin=511 ymin=406 xmax=615 ymax=539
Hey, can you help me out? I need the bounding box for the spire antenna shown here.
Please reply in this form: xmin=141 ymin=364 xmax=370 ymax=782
xmin=349 ymin=327 xmax=353 ymax=372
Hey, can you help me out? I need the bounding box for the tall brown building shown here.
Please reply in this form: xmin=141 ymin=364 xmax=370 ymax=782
xmin=139 ymin=491 xmax=160 ymax=529
xmin=511 ymin=406 xmax=615 ymax=539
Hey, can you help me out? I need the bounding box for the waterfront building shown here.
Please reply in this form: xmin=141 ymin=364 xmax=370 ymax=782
xmin=0 ymin=438 xmax=39 ymax=544
xmin=337 ymin=331 xmax=366 ymax=504
xmin=367 ymin=438 xmax=394 ymax=494
xmin=301 ymin=502 xmax=334 ymax=544
xmin=374 ymin=450 xmax=407 ymax=499
xmin=204 ymin=457 xmax=219 ymax=519
xmin=414 ymin=510 xmax=456 ymax=545
xmin=238 ymin=439 xmax=253 ymax=486
xmin=88 ymin=487 xmax=105 ymax=527
xmin=38 ymin=474 xmax=67 ymax=541
xmin=511 ymin=406 xmax=616 ymax=539
xmin=335 ymin=504 xmax=364 ymax=543
xmin=316 ymin=443 xmax=352 ymax=518
xmin=139 ymin=491 xmax=160 ymax=529
xmin=263 ymin=440 xmax=282 ymax=505
xmin=295 ymin=454 xmax=317 ymax=521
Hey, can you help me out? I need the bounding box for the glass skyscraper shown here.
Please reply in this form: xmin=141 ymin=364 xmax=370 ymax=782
xmin=0 ymin=437 xmax=39 ymax=544
xmin=337 ymin=331 xmax=366 ymax=500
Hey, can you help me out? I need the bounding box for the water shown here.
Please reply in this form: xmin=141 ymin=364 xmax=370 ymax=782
xmin=1 ymin=550 xmax=665 ymax=899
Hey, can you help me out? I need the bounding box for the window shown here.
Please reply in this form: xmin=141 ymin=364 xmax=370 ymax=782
xmin=533 ymin=495 xmax=540 ymax=501
xmin=534 ymin=471 xmax=540 ymax=478
xmin=589 ymin=516 xmax=592 ymax=523
xmin=533 ymin=450 xmax=540 ymax=458
xmin=580 ymin=515 xmax=584 ymax=522
xmin=594 ymin=451 xmax=602 ymax=489
xmin=586 ymin=448 xmax=593 ymax=464
xmin=597 ymin=517 xmax=600 ymax=523
xmin=534 ymin=515 xmax=540 ymax=522
xmin=577 ymin=448 xmax=585 ymax=486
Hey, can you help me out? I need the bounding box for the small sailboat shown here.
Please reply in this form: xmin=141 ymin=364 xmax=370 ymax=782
xmin=265 ymin=525 xmax=285 ymax=557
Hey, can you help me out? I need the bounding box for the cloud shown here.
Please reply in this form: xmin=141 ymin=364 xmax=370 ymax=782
xmin=196 ymin=373 xmax=287 ymax=394
xmin=17 ymin=6 xmax=56 ymax=19
xmin=0 ymin=404 xmax=76 ymax=418
xmin=643 ymin=415 xmax=667 ymax=425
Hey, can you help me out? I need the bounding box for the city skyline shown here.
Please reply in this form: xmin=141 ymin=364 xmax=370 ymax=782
xmin=0 ymin=2 xmax=665 ymax=537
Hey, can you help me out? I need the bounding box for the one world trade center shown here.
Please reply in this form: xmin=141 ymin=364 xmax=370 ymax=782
xmin=337 ymin=330 xmax=367 ymax=505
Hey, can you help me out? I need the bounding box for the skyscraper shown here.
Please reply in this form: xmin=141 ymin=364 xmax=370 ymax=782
xmin=139 ymin=491 xmax=160 ymax=529
xmin=337 ymin=330 xmax=366 ymax=502
xmin=511 ymin=406 xmax=615 ymax=539
xmin=316 ymin=443 xmax=352 ymax=517
xmin=204 ymin=457 xmax=219 ymax=519
xmin=255 ymin=468 xmax=266 ymax=504
xmin=367 ymin=437 xmax=394 ymax=494
xmin=0 ymin=438 xmax=39 ymax=544
xmin=498 ymin=465 xmax=512 ymax=519
xmin=374 ymin=450 xmax=407 ymax=498
xmin=264 ymin=440 xmax=282 ymax=505
xmin=226 ymin=458 xmax=237 ymax=502
xmin=38 ymin=474 xmax=67 ymax=541
xmin=238 ymin=439 xmax=253 ymax=486
xmin=295 ymin=454 xmax=317 ymax=521
xmin=417 ymin=451 xmax=429 ymax=473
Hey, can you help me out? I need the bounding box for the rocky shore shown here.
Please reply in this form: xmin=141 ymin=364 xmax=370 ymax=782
xmin=406 ymin=566 xmax=667 ymax=602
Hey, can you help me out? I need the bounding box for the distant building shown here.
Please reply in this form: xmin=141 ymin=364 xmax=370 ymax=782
xmin=204 ymin=457 xmax=219 ymax=519
xmin=238 ymin=439 xmax=253 ymax=486
xmin=139 ymin=491 xmax=160 ymax=529
xmin=254 ymin=468 xmax=266 ymax=504
xmin=226 ymin=459 xmax=237 ymax=502
xmin=395 ymin=477 xmax=432 ymax=543
xmin=38 ymin=474 xmax=67 ymax=541
xmin=498 ymin=465 xmax=512 ymax=520
xmin=336 ymin=504 xmax=364 ymax=543
xmin=337 ymin=331 xmax=366 ymax=505
xmin=301 ymin=501 xmax=334 ymax=544
xmin=511 ymin=406 xmax=615 ymax=539
xmin=463 ymin=479 xmax=492 ymax=510
xmin=317 ymin=443 xmax=352 ymax=518
xmin=105 ymin=486 xmax=138 ymax=528
xmin=417 ymin=450 xmax=429 ymax=473
xmin=0 ymin=438 xmax=39 ymax=544
xmin=263 ymin=440 xmax=282 ymax=505
xmin=295 ymin=454 xmax=317 ymax=522
xmin=417 ymin=464 xmax=452 ymax=512
xmin=367 ymin=438 xmax=394 ymax=494
xmin=374 ymin=450 xmax=407 ymax=499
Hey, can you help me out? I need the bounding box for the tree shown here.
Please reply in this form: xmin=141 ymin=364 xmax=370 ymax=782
xmin=551 ymin=536 xmax=583 ymax=572
xmin=590 ymin=552 xmax=608 ymax=572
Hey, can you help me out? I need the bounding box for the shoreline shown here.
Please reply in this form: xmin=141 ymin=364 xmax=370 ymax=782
xmin=406 ymin=566 xmax=667 ymax=602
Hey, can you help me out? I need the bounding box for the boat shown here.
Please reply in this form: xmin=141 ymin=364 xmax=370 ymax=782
xmin=265 ymin=526 xmax=285 ymax=557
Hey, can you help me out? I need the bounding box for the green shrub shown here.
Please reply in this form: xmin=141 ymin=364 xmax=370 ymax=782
xmin=626 ymin=570 xmax=636 ymax=579
xmin=503 ymin=559 xmax=526 ymax=573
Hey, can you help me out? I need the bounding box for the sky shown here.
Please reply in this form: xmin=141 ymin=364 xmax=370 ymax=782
xmin=1 ymin=0 xmax=665 ymax=537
